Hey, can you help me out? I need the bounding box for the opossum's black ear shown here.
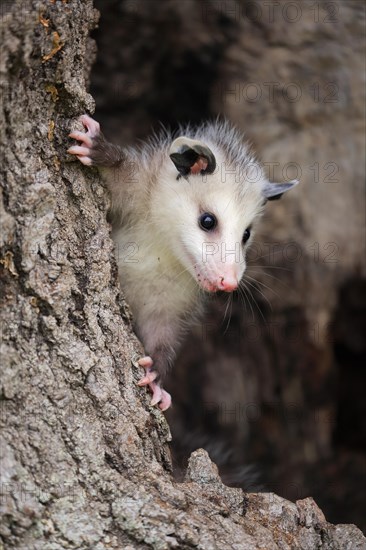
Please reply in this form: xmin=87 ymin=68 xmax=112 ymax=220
xmin=169 ymin=137 xmax=216 ymax=177
xmin=263 ymin=179 xmax=299 ymax=201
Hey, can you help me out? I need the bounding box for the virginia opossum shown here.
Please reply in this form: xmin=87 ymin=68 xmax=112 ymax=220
xmin=68 ymin=114 xmax=298 ymax=411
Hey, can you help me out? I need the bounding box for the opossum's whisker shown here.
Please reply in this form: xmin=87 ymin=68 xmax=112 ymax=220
xmin=245 ymin=274 xmax=280 ymax=300
xmin=222 ymin=293 xmax=233 ymax=335
xmin=222 ymin=292 xmax=231 ymax=324
xmin=242 ymin=281 xmax=265 ymax=322
xmin=246 ymin=268 xmax=289 ymax=286
xmin=238 ymin=282 xmax=255 ymax=321
xmin=242 ymin=278 xmax=272 ymax=314
xmin=246 ymin=272 xmax=284 ymax=288
xmin=237 ymin=281 xmax=251 ymax=317
xmin=239 ymin=280 xmax=267 ymax=322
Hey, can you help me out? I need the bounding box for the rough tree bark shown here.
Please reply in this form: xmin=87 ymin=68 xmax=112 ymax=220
xmin=0 ymin=1 xmax=365 ymax=549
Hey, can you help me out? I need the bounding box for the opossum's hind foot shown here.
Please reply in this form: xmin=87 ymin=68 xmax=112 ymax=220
xmin=137 ymin=356 xmax=172 ymax=411
xmin=68 ymin=115 xmax=100 ymax=166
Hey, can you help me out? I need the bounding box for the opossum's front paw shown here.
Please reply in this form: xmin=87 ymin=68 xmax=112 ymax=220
xmin=68 ymin=114 xmax=100 ymax=166
xmin=137 ymin=356 xmax=172 ymax=411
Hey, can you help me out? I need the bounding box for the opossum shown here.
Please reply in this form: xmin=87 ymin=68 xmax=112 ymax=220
xmin=68 ymin=114 xmax=298 ymax=411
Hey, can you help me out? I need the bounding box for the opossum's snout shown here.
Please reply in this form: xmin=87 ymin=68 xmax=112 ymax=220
xmin=194 ymin=261 xmax=240 ymax=293
xmin=217 ymin=275 xmax=238 ymax=292
xmin=197 ymin=272 xmax=238 ymax=293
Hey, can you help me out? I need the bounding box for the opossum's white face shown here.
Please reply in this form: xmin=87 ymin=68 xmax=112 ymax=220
xmin=150 ymin=139 xmax=260 ymax=292
xmin=175 ymin=186 xmax=261 ymax=293
xmin=150 ymin=135 xmax=298 ymax=294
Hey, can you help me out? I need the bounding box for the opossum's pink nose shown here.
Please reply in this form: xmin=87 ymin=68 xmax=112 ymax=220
xmin=217 ymin=276 xmax=238 ymax=292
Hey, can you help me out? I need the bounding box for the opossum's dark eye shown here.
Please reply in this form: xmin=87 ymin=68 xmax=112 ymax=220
xmin=199 ymin=212 xmax=217 ymax=231
xmin=242 ymin=228 xmax=251 ymax=244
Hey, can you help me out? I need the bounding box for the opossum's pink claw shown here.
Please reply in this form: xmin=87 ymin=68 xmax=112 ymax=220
xmin=67 ymin=145 xmax=90 ymax=156
xmin=149 ymin=383 xmax=172 ymax=411
xmin=149 ymin=382 xmax=162 ymax=406
xmin=158 ymin=389 xmax=172 ymax=411
xmin=80 ymin=114 xmax=100 ymax=136
xmin=69 ymin=130 xmax=93 ymax=148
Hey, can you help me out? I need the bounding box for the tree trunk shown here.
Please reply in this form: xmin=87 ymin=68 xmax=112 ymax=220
xmin=1 ymin=1 xmax=365 ymax=549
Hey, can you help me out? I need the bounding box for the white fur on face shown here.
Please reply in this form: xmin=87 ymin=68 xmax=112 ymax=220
xmin=149 ymin=147 xmax=265 ymax=292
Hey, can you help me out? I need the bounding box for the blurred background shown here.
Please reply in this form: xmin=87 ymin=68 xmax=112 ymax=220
xmin=91 ymin=0 xmax=365 ymax=532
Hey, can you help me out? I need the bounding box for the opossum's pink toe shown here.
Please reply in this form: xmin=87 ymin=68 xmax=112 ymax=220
xmin=138 ymin=356 xmax=154 ymax=368
xmin=80 ymin=114 xmax=100 ymax=135
xmin=150 ymin=382 xmax=162 ymax=406
xmin=159 ymin=390 xmax=172 ymax=411
xmin=137 ymin=356 xmax=156 ymax=384
xmin=68 ymin=145 xmax=90 ymax=156
xmin=69 ymin=130 xmax=93 ymax=147
xmin=149 ymin=383 xmax=172 ymax=410
xmin=137 ymin=370 xmax=157 ymax=386
xmin=78 ymin=156 xmax=93 ymax=166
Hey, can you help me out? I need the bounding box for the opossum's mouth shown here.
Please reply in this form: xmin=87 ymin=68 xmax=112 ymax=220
xmin=197 ymin=279 xmax=220 ymax=293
